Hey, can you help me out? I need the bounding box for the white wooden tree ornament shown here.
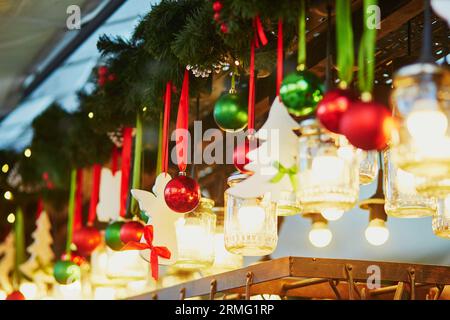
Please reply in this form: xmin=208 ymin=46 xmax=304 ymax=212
xmin=0 ymin=232 xmax=15 ymax=292
xmin=20 ymin=211 xmax=54 ymax=283
xmin=228 ymin=98 xmax=299 ymax=202
xmin=131 ymin=172 xmax=180 ymax=265
xmin=97 ymin=168 xmax=121 ymax=222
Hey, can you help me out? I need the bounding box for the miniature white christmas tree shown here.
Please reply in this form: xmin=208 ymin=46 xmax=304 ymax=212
xmin=0 ymin=232 xmax=15 ymax=292
xmin=20 ymin=211 xmax=54 ymax=281
xmin=228 ymin=98 xmax=299 ymax=205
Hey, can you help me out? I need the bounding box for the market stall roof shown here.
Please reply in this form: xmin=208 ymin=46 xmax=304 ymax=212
xmin=0 ymin=0 xmax=158 ymax=151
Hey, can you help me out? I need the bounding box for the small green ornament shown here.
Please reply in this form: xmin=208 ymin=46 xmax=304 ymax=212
xmin=105 ymin=221 xmax=124 ymax=251
xmin=53 ymin=260 xmax=81 ymax=285
xmin=213 ymin=92 xmax=248 ymax=132
xmin=140 ymin=210 xmax=149 ymax=223
xmin=280 ymin=70 xmax=324 ymax=117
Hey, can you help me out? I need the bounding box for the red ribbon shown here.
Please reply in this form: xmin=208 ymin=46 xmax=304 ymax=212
xmin=111 ymin=145 xmax=119 ymax=175
xmin=36 ymin=198 xmax=43 ymax=219
xmin=162 ymin=81 xmax=172 ymax=174
xmin=122 ymin=225 xmax=171 ymax=280
xmin=87 ymin=164 xmax=101 ymax=226
xmin=175 ymin=69 xmax=190 ymax=172
xmin=277 ymin=19 xmax=283 ymax=97
xmin=248 ymin=16 xmax=268 ymax=132
xmin=74 ymin=168 xmax=83 ymax=230
xmin=120 ymin=127 xmax=133 ymax=218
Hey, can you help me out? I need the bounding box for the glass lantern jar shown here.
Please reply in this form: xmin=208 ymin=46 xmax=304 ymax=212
xmin=383 ymin=149 xmax=437 ymax=218
xmin=357 ymin=150 xmax=378 ymax=185
xmin=390 ymin=62 xmax=450 ymax=179
xmin=224 ymin=173 xmax=278 ymax=256
xmin=174 ymin=198 xmax=216 ymax=270
xmin=296 ymin=119 xmax=359 ymax=217
xmin=432 ymin=196 xmax=450 ymax=239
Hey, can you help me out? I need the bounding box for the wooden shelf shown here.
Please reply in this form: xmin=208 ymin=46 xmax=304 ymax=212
xmin=130 ymin=256 xmax=450 ymax=300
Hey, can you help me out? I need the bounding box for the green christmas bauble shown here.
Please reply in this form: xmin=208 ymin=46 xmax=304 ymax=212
xmin=213 ymin=92 xmax=248 ymax=132
xmin=53 ymin=260 xmax=81 ymax=285
xmin=280 ymin=70 xmax=324 ymax=117
xmin=105 ymin=221 xmax=124 ymax=251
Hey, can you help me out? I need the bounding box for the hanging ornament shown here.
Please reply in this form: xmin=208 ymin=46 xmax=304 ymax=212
xmin=120 ymin=221 xmax=145 ymax=244
xmin=340 ymin=0 xmax=394 ymax=151
xmin=164 ymin=69 xmax=201 ymax=213
xmin=213 ymin=12 xmax=220 ymax=22
xmin=6 ymin=291 xmax=25 ymax=300
xmin=72 ymin=226 xmax=101 ymax=257
xmin=220 ymin=23 xmax=228 ymax=34
xmin=280 ymin=0 xmax=323 ymax=116
xmin=164 ymin=172 xmax=201 ymax=213
xmin=214 ymin=84 xmax=247 ymax=132
xmin=53 ymin=260 xmax=81 ymax=285
xmin=317 ymin=89 xmax=356 ymax=134
xmin=212 ymin=1 xmax=223 ymax=12
xmin=105 ymin=221 xmax=124 ymax=251
xmin=233 ymin=136 xmax=258 ymax=174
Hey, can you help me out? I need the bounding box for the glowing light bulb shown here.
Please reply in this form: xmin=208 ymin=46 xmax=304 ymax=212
xmin=20 ymin=282 xmax=38 ymax=300
xmin=7 ymin=213 xmax=15 ymax=223
xmin=1 ymin=164 xmax=9 ymax=173
xmin=312 ymin=155 xmax=344 ymax=184
xmin=24 ymin=148 xmax=32 ymax=158
xmin=321 ymin=208 xmax=344 ymax=221
xmin=406 ymin=107 xmax=448 ymax=142
xmin=308 ymin=222 xmax=332 ymax=248
xmin=237 ymin=205 xmax=266 ymax=233
xmin=88 ymin=112 xmax=94 ymax=119
xmin=4 ymin=191 xmax=13 ymax=200
xmin=365 ymin=219 xmax=389 ymax=246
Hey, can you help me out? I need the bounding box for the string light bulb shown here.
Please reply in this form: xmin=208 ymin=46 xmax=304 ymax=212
xmin=308 ymin=214 xmax=332 ymax=248
xmin=1 ymin=164 xmax=9 ymax=173
xmin=24 ymin=148 xmax=31 ymax=158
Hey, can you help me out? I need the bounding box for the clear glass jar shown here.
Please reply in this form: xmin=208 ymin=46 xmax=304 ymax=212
xmin=276 ymin=191 xmax=302 ymax=216
xmin=432 ymin=197 xmax=450 ymax=239
xmin=390 ymin=62 xmax=450 ymax=179
xmin=224 ymin=173 xmax=278 ymax=256
xmin=174 ymin=198 xmax=216 ymax=270
xmin=297 ymin=119 xmax=359 ymax=215
xmin=383 ymin=149 xmax=437 ymax=218
xmin=358 ymin=150 xmax=378 ymax=185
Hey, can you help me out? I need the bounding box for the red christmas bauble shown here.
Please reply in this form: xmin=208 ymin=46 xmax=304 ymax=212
xmin=316 ymin=89 xmax=356 ymax=133
xmin=220 ymin=23 xmax=228 ymax=33
xmin=6 ymin=291 xmax=25 ymax=300
xmin=120 ymin=221 xmax=144 ymax=244
xmin=98 ymin=66 xmax=108 ymax=76
xmin=72 ymin=226 xmax=101 ymax=256
xmin=339 ymin=101 xmax=394 ymax=151
xmin=164 ymin=174 xmax=201 ymax=213
xmin=108 ymin=73 xmax=116 ymax=82
xmin=233 ymin=137 xmax=258 ymax=174
xmin=213 ymin=12 xmax=221 ymax=22
xmin=212 ymin=1 xmax=223 ymax=12
xmin=98 ymin=77 xmax=106 ymax=87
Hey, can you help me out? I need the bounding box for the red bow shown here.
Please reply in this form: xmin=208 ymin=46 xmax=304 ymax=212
xmin=122 ymin=225 xmax=171 ymax=280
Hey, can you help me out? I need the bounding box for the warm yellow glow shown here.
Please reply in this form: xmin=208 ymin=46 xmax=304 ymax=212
xmin=1 ymin=164 xmax=9 ymax=173
xmin=56 ymin=281 xmax=82 ymax=299
xmin=365 ymin=219 xmax=389 ymax=246
xmin=20 ymin=282 xmax=38 ymax=300
xmin=321 ymin=208 xmax=344 ymax=221
xmin=308 ymin=222 xmax=332 ymax=248
xmin=88 ymin=112 xmax=94 ymax=119
xmin=444 ymin=196 xmax=450 ymax=219
xmin=407 ymin=108 xmax=448 ymax=142
xmin=142 ymin=107 xmax=147 ymax=112
xmin=0 ymin=289 xmax=6 ymax=300
xmin=176 ymin=218 xmax=210 ymax=259
xmin=7 ymin=213 xmax=15 ymax=223
xmin=211 ymin=232 xmax=243 ymax=272
xmin=396 ymin=168 xmax=418 ymax=195
xmin=94 ymin=287 xmax=116 ymax=300
xmin=237 ymin=205 xmax=266 ymax=233
xmin=106 ymin=248 xmax=147 ymax=278
xmin=312 ymin=155 xmax=344 ymax=184
xmin=24 ymin=148 xmax=32 ymax=158
xmin=4 ymin=191 xmax=13 ymax=200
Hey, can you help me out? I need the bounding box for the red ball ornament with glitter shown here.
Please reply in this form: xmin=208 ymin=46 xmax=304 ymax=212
xmin=339 ymin=101 xmax=394 ymax=151
xmin=6 ymin=291 xmax=25 ymax=300
xmin=212 ymin=1 xmax=223 ymax=12
xmin=164 ymin=173 xmax=201 ymax=213
xmin=213 ymin=12 xmax=221 ymax=22
xmin=220 ymin=23 xmax=228 ymax=34
xmin=316 ymin=89 xmax=356 ymax=133
xmin=233 ymin=137 xmax=258 ymax=174
xmin=120 ymin=221 xmax=145 ymax=244
xmin=72 ymin=226 xmax=101 ymax=256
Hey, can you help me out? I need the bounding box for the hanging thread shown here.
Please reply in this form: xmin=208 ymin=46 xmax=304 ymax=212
xmin=162 ymin=82 xmax=172 ymax=174
xmin=119 ymin=127 xmax=133 ymax=218
xmin=175 ymin=69 xmax=190 ymax=173
xmin=336 ymin=0 xmax=354 ymax=88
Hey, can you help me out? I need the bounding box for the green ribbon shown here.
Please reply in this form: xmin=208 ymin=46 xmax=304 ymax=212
xmin=131 ymin=112 xmax=143 ymax=215
xmin=66 ymin=168 xmax=77 ymax=256
xmin=358 ymin=0 xmax=378 ymax=94
xmin=336 ymin=0 xmax=354 ymax=87
xmin=297 ymin=0 xmax=306 ymax=70
xmin=270 ymin=161 xmax=298 ymax=192
xmin=14 ymin=207 xmax=25 ymax=286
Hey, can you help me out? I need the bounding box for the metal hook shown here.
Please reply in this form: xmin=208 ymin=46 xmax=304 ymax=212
xmin=179 ymin=287 xmax=186 ymax=300
xmin=151 ymin=293 xmax=158 ymax=300
xmin=210 ymin=279 xmax=217 ymax=300
xmin=328 ymin=279 xmax=341 ymax=300
xmin=408 ymin=268 xmax=416 ymax=300
xmin=245 ymin=272 xmax=254 ymax=300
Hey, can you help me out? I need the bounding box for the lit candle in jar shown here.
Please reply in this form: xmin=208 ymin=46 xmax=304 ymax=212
xmin=237 ymin=205 xmax=266 ymax=234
